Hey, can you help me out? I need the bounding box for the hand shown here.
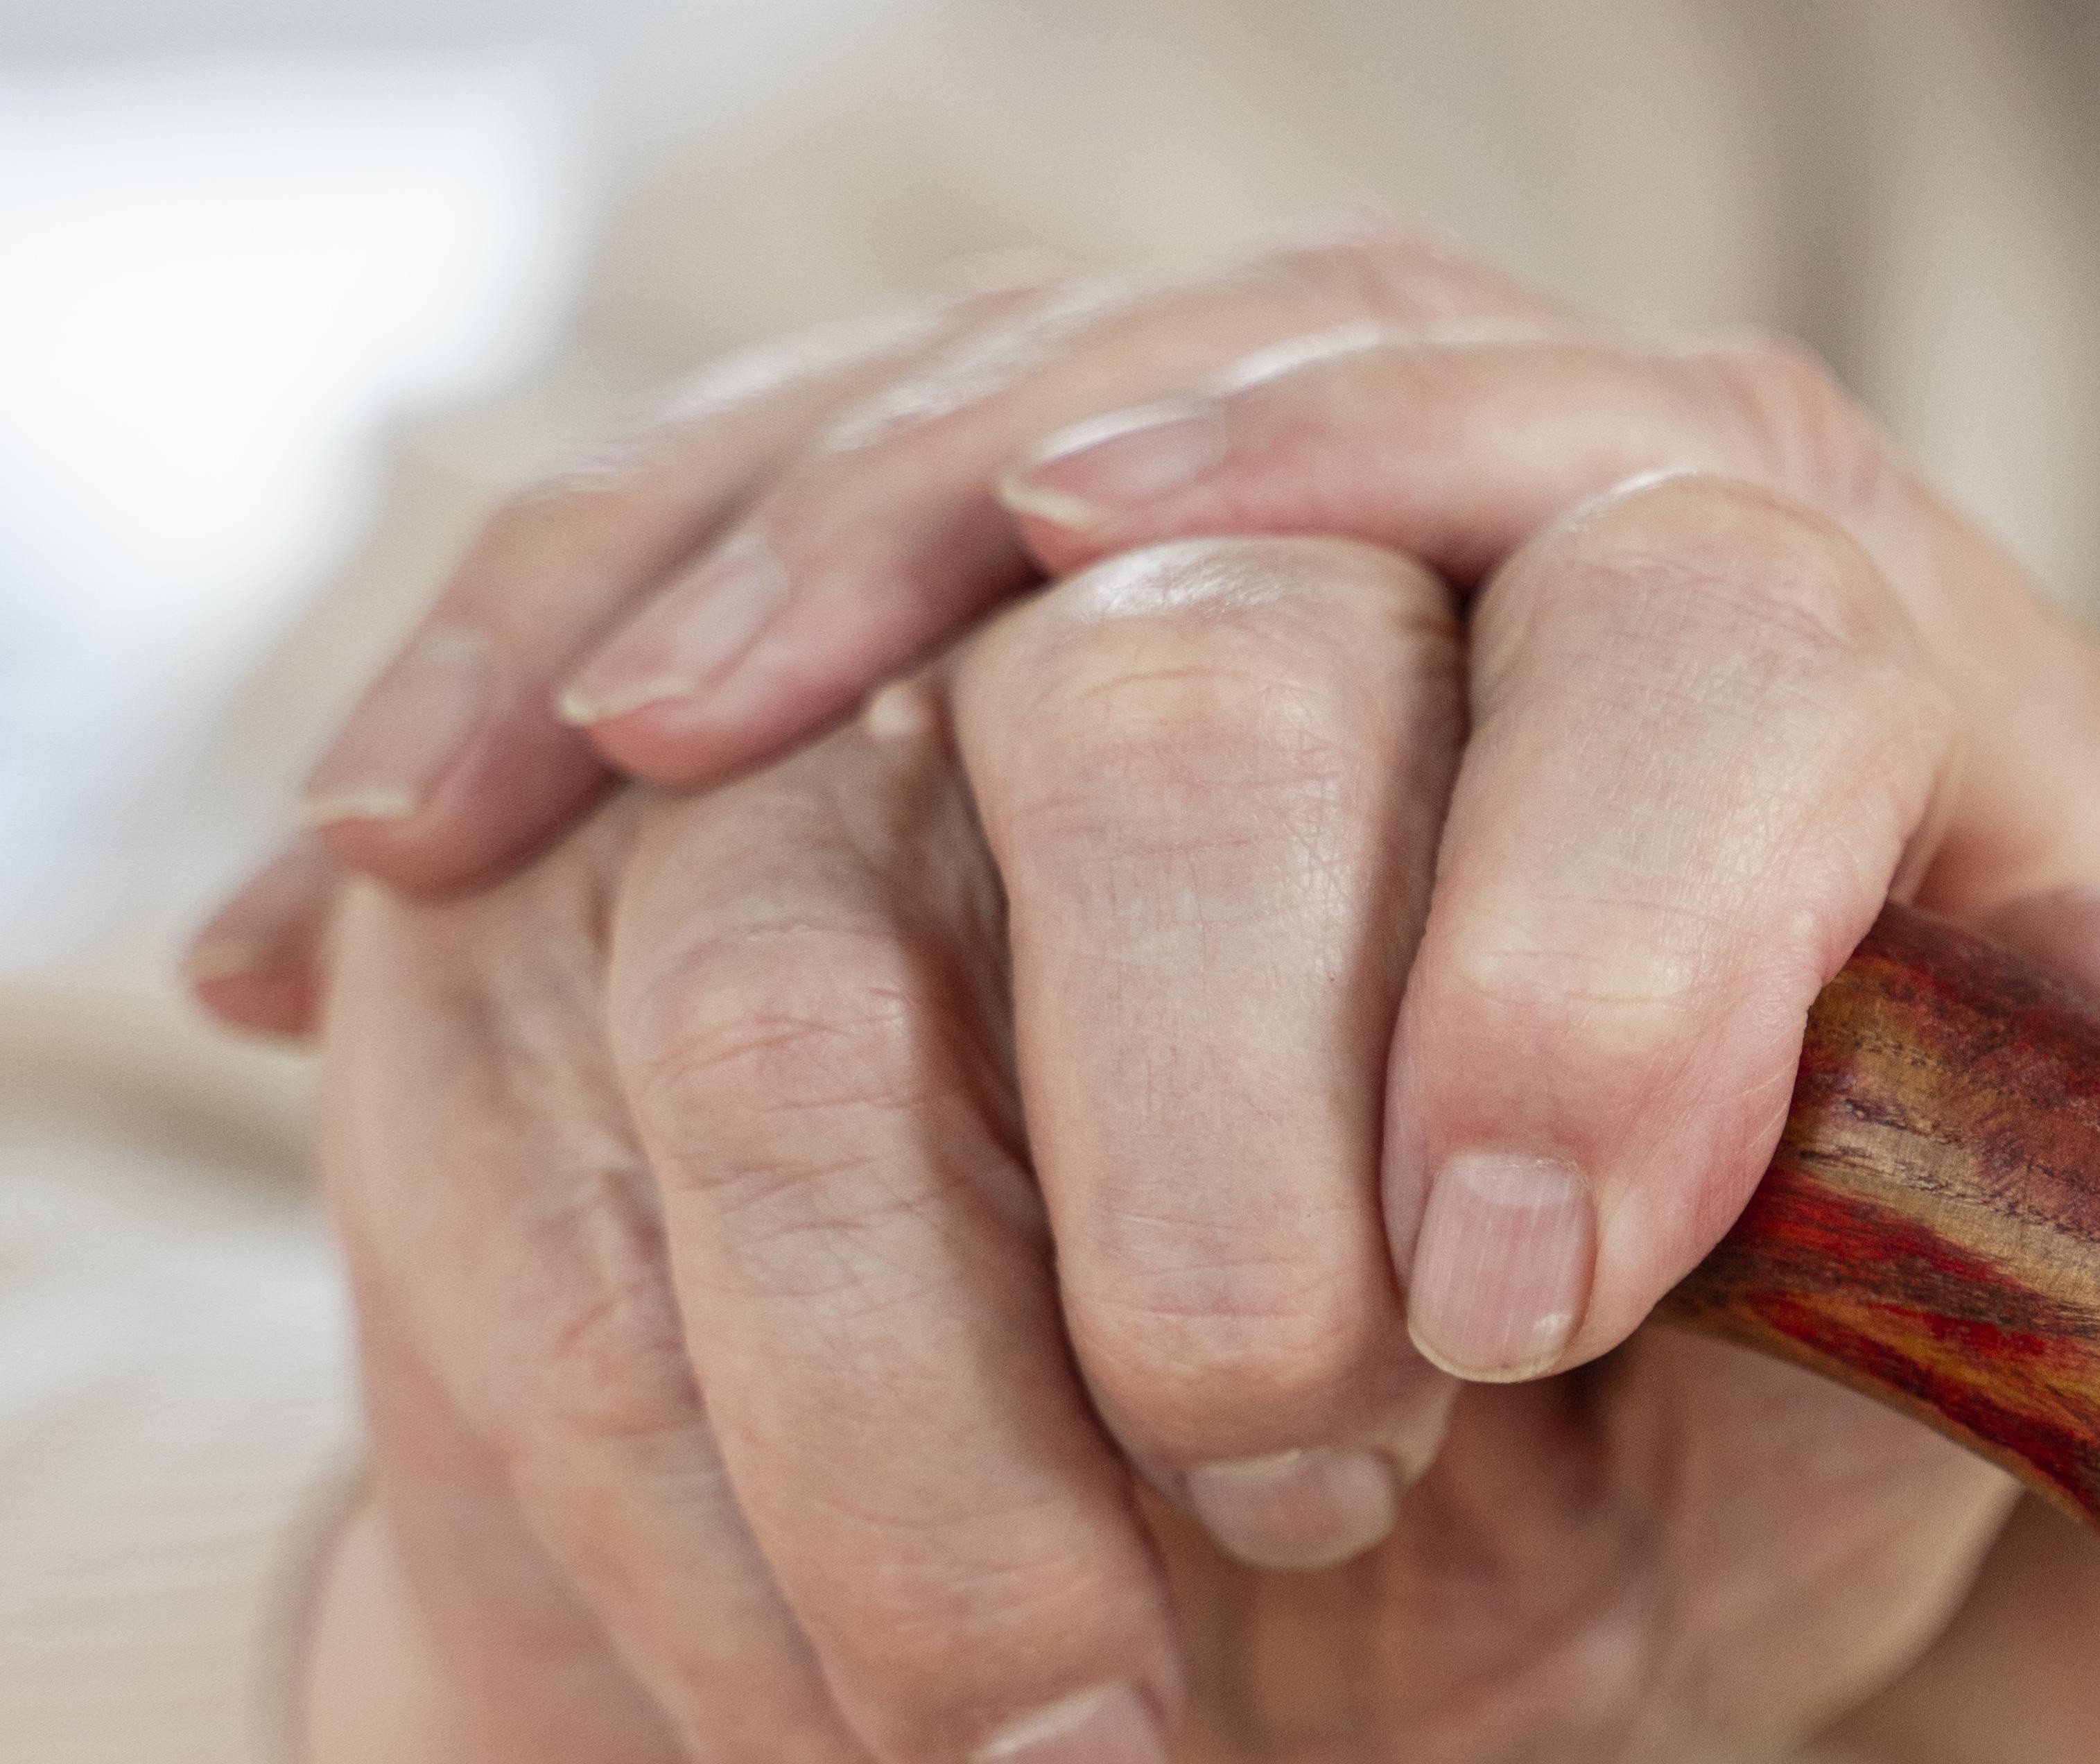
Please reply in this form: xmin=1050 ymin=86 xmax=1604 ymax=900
xmin=320 ymin=536 xmax=1461 ymax=1763
xmin=191 ymin=220 xmax=1572 ymax=1030
xmin=293 ymin=225 xmax=2100 ymax=1380
xmin=191 ymin=223 xmax=2100 ymax=1040
xmin=322 ymin=525 xmax=2070 ymax=1764
xmin=244 ymin=221 xmax=2100 ymax=1755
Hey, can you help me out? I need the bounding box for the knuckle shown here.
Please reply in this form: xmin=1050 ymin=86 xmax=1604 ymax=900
xmin=1690 ymin=334 xmax=1892 ymax=517
xmin=1533 ymin=476 xmax=1955 ymax=862
xmin=528 ymin=1245 xmax=695 ymax=1446
xmin=962 ymin=537 xmax=1460 ymax=948
xmin=984 ymin=542 xmax=1374 ymax=844
xmin=1576 ymin=472 xmax=1909 ymax=670
xmin=1068 ymin=1241 xmax=1374 ymax=1451
xmin=1417 ymin=896 xmax=1712 ymax=1080
xmin=621 ymin=921 xmax=941 ymax=1188
xmin=475 ymin=1179 xmax=699 ymax=1464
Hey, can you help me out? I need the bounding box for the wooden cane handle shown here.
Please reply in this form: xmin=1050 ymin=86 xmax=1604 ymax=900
xmin=1663 ymin=903 xmax=2100 ymax=1521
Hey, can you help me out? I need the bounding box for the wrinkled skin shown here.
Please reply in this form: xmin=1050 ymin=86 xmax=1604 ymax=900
xmin=238 ymin=225 xmax=2100 ymax=1763
xmin=324 ymin=528 xmax=2039 ymax=1764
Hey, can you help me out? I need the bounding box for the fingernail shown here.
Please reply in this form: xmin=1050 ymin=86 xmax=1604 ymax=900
xmin=302 ymin=628 xmax=494 ymax=827
xmin=1186 ymin=1446 xmax=1398 ymax=1571
xmin=1378 ymin=1378 xmax=1461 ymax=1487
xmin=559 ymin=533 xmax=785 ymax=725
xmin=1407 ymin=1153 xmax=1593 ymax=1381
xmin=999 ymin=400 xmax=1226 ymax=530
xmin=975 ymin=1684 xmax=1165 ymax=1764
xmin=183 ymin=838 xmax=330 ymax=984
xmin=183 ymin=938 xmax=275 ymax=985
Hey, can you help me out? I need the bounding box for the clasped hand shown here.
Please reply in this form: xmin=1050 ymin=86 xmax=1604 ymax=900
xmin=203 ymin=225 xmax=2100 ymax=1763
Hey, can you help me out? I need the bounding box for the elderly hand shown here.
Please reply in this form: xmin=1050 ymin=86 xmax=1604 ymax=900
xmin=220 ymin=224 xmax=2100 ymax=1760
xmin=193 ymin=220 xmax=1573 ymax=1027
xmin=319 ymin=518 xmax=2070 ymax=1764
xmin=198 ymin=221 xmax=2100 ymax=1012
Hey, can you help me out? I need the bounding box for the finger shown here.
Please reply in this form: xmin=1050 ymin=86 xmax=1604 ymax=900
xmin=999 ymin=330 xmax=2100 ymax=903
xmin=609 ymin=711 xmax=1183 ymax=1764
xmin=1000 ymin=329 xmax=1893 ymax=585
xmin=184 ymin=832 xmax=336 ymax=1036
xmin=560 ymin=218 xmax=1575 ymax=785
xmin=302 ymin=1501 xmax=465 ymax=1764
xmin=302 ymin=274 xmax=1053 ymax=893
xmin=1385 ymin=473 xmax=1964 ymax=1381
xmin=323 ymin=872 xmax=870 ymax=1762
xmin=952 ymin=537 xmax=1465 ymax=1571
xmin=352 ymin=1299 xmax=684 ymax=1764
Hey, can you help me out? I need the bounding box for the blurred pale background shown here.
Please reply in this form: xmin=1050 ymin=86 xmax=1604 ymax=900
xmin=4 ymin=0 xmax=2097 ymax=991
xmin=0 ymin=0 xmax=872 ymax=973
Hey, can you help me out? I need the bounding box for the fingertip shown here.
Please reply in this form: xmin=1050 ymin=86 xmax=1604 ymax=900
xmin=300 ymin=616 xmax=621 ymax=892
xmin=571 ymin=697 xmax=752 ymax=788
xmin=301 ymin=786 xmax=421 ymax=829
xmin=1182 ymin=1447 xmax=1400 ymax=1572
xmin=311 ymin=714 xmax=610 ymax=894
xmin=971 ymin=1681 xmax=1171 ymax=1764
xmin=188 ymin=964 xmax=325 ymax=1039
xmin=299 ymin=625 xmax=494 ymax=836
xmin=306 ymin=814 xmax=476 ymax=896
xmin=555 ymin=531 xmax=783 ymax=733
xmin=1003 ymin=401 xmax=1225 ymax=519
xmin=566 ymin=635 xmax=851 ymax=790
xmin=553 ymin=676 xmax=693 ymax=729
xmin=996 ymin=469 xmax=1113 ymax=537
xmin=998 ymin=490 xmax=1118 ymax=580
xmin=301 ymin=773 xmax=521 ymax=894
xmin=1402 ymin=1151 xmax=1594 ymax=1383
xmin=185 ymin=834 xmax=337 ymax=1035
xmin=996 ymin=402 xmax=1227 ymax=577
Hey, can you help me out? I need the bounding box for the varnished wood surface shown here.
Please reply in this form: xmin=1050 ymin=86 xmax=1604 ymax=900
xmin=1665 ymin=904 xmax=2100 ymax=1522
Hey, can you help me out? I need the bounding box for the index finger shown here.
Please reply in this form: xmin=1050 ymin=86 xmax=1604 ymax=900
xmin=559 ymin=220 xmax=1576 ymax=788
xmin=300 ymin=273 xmax=1054 ymax=894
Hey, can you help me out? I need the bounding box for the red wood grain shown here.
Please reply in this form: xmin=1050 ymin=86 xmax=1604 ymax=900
xmin=1665 ymin=903 xmax=2100 ymax=1521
